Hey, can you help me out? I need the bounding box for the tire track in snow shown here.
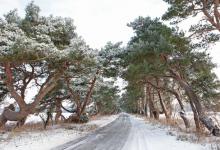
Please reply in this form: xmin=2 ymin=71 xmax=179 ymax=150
xmin=52 ymin=114 xmax=131 ymax=150
xmin=53 ymin=114 xmax=207 ymax=150
xmin=122 ymin=115 xmax=206 ymax=150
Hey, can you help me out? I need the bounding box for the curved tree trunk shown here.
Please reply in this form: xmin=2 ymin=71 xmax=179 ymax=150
xmin=172 ymin=91 xmax=190 ymax=129
xmin=156 ymin=78 xmax=170 ymax=121
xmin=0 ymin=104 xmax=15 ymax=127
xmin=0 ymin=62 xmax=65 ymax=128
xmin=169 ymin=69 xmax=220 ymax=136
xmin=0 ymin=106 xmax=28 ymax=127
xmin=189 ymin=100 xmax=201 ymax=132
xmin=157 ymin=90 xmax=170 ymax=120
xmin=146 ymin=79 xmax=190 ymax=129
xmin=79 ymin=69 xmax=99 ymax=117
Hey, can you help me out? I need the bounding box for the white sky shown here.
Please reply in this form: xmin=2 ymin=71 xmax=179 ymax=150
xmin=0 ymin=0 xmax=220 ymax=78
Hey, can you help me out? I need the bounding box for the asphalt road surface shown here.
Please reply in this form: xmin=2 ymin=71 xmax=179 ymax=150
xmin=52 ymin=114 xmax=205 ymax=150
xmin=52 ymin=114 xmax=131 ymax=150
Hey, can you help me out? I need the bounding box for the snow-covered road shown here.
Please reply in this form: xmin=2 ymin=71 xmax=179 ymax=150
xmin=53 ymin=114 xmax=207 ymax=150
xmin=53 ymin=114 xmax=131 ymax=150
xmin=123 ymin=115 xmax=206 ymax=150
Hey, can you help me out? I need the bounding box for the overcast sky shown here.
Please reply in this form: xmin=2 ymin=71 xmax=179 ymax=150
xmin=0 ymin=0 xmax=220 ymax=78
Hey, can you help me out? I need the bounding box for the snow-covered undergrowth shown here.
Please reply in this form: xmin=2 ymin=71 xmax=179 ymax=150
xmin=0 ymin=114 xmax=118 ymax=150
xmin=126 ymin=115 xmax=215 ymax=150
xmin=157 ymin=111 xmax=220 ymax=134
xmin=135 ymin=113 xmax=220 ymax=150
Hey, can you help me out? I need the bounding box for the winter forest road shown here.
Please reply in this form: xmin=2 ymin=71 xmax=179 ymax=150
xmin=52 ymin=114 xmax=206 ymax=150
xmin=52 ymin=114 xmax=131 ymax=150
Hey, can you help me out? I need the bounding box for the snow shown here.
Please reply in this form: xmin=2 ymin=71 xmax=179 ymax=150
xmin=87 ymin=114 xmax=118 ymax=128
xmin=0 ymin=128 xmax=81 ymax=150
xmin=4 ymin=113 xmax=73 ymax=125
xmin=0 ymin=114 xmax=118 ymax=150
xmin=122 ymin=115 xmax=208 ymax=150
xmin=0 ymin=114 xmax=219 ymax=150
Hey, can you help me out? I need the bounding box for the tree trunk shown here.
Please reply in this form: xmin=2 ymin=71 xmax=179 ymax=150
xmin=142 ymin=97 xmax=145 ymax=115
xmin=55 ymin=98 xmax=62 ymax=124
xmin=0 ymin=104 xmax=15 ymax=127
xmin=156 ymin=78 xmax=170 ymax=121
xmin=40 ymin=111 xmax=53 ymax=129
xmin=79 ymin=70 xmax=99 ymax=116
xmin=0 ymin=107 xmax=28 ymax=127
xmin=172 ymin=91 xmax=190 ymax=129
xmin=65 ymin=69 xmax=99 ymax=123
xmin=147 ymin=84 xmax=159 ymax=119
xmin=147 ymin=84 xmax=153 ymax=118
xmin=157 ymin=90 xmax=170 ymax=120
xmin=0 ymin=63 xmax=65 ymax=127
xmin=169 ymin=69 xmax=220 ymax=136
xmin=0 ymin=115 xmax=7 ymax=128
xmin=146 ymin=79 xmax=190 ymax=129
xmin=189 ymin=100 xmax=201 ymax=132
xmin=144 ymin=83 xmax=148 ymax=117
xmin=179 ymin=111 xmax=191 ymax=129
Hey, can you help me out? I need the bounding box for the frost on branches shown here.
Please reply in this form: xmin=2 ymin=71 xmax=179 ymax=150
xmin=0 ymin=2 xmax=94 ymax=127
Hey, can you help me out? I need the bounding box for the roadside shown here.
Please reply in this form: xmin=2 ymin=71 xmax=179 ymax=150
xmin=53 ymin=113 xmax=130 ymax=150
xmin=53 ymin=114 xmax=212 ymax=150
xmin=0 ymin=115 xmax=118 ymax=150
xmin=1 ymin=114 xmax=218 ymax=150
xmin=123 ymin=115 xmax=209 ymax=150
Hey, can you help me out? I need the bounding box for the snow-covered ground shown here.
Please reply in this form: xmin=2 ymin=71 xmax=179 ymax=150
xmin=86 ymin=115 xmax=119 ymax=128
xmin=0 ymin=114 xmax=219 ymax=150
xmin=4 ymin=113 xmax=73 ymax=125
xmin=122 ymin=115 xmax=211 ymax=150
xmin=0 ymin=115 xmax=118 ymax=150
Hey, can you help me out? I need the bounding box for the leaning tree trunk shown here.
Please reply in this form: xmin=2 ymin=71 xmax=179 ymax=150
xmin=0 ymin=62 xmax=65 ymax=127
xmin=79 ymin=70 xmax=99 ymax=117
xmin=172 ymin=91 xmax=190 ymax=129
xmin=0 ymin=106 xmax=29 ymax=127
xmin=65 ymin=69 xmax=100 ymax=123
xmin=0 ymin=104 xmax=15 ymax=127
xmin=170 ymin=69 xmax=220 ymax=136
xmin=189 ymin=100 xmax=201 ymax=132
xmin=157 ymin=90 xmax=170 ymax=121
xmin=147 ymin=79 xmax=190 ymax=128
xmin=156 ymin=78 xmax=170 ymax=121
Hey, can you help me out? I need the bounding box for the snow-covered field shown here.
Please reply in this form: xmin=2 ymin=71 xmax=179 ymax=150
xmin=0 ymin=115 xmax=118 ymax=150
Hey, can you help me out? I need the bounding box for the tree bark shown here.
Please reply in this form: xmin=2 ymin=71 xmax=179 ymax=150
xmin=156 ymin=78 xmax=170 ymax=121
xmin=0 ymin=104 xmax=15 ymax=127
xmin=144 ymin=83 xmax=148 ymax=117
xmin=172 ymin=91 xmax=190 ymax=129
xmin=55 ymin=98 xmax=62 ymax=124
xmin=147 ymin=83 xmax=159 ymax=119
xmin=79 ymin=69 xmax=99 ymax=116
xmin=146 ymin=79 xmax=190 ymax=128
xmin=189 ymin=100 xmax=201 ymax=132
xmin=0 ymin=63 xmax=65 ymax=127
xmin=169 ymin=69 xmax=220 ymax=136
